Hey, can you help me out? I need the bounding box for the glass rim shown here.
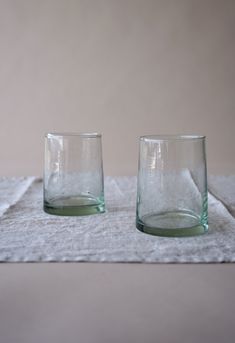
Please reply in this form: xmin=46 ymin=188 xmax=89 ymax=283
xmin=45 ymin=132 xmax=102 ymax=138
xmin=140 ymin=134 xmax=206 ymax=142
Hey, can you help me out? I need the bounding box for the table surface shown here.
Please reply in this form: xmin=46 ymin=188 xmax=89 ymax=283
xmin=0 ymin=263 xmax=235 ymax=343
xmin=1 ymin=175 xmax=235 ymax=342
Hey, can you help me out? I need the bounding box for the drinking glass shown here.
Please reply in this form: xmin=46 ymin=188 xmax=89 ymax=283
xmin=44 ymin=132 xmax=105 ymax=216
xmin=136 ymin=135 xmax=208 ymax=237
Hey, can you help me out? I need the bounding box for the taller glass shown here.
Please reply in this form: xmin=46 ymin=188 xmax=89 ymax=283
xmin=44 ymin=133 xmax=105 ymax=216
xmin=136 ymin=135 xmax=208 ymax=237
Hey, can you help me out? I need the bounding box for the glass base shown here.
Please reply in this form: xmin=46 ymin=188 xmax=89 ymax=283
xmin=44 ymin=195 xmax=105 ymax=216
xmin=136 ymin=210 xmax=208 ymax=237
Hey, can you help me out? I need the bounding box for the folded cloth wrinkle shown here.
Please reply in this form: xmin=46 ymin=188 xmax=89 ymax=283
xmin=208 ymin=175 xmax=235 ymax=218
xmin=0 ymin=176 xmax=35 ymax=217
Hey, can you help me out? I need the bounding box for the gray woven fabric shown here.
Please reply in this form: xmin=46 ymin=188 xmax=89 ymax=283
xmin=0 ymin=176 xmax=234 ymax=263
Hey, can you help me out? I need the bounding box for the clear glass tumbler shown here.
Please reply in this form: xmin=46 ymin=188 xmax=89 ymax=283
xmin=136 ymin=135 xmax=208 ymax=237
xmin=44 ymin=132 xmax=105 ymax=216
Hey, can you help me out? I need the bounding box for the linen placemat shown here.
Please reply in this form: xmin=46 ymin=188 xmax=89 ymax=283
xmin=0 ymin=176 xmax=234 ymax=262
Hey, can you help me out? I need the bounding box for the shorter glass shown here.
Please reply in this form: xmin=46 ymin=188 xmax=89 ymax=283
xmin=136 ymin=135 xmax=208 ymax=237
xmin=44 ymin=132 xmax=105 ymax=216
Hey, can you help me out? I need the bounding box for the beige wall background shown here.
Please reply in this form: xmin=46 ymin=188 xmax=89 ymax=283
xmin=0 ymin=0 xmax=234 ymax=176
